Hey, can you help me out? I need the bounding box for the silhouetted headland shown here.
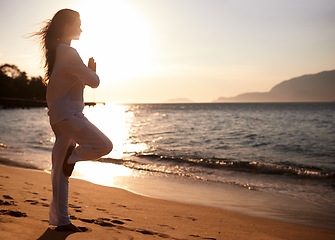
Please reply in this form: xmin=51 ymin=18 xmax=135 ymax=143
xmin=214 ymin=70 xmax=335 ymax=102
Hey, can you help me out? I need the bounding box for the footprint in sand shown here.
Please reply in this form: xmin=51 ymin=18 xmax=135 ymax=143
xmin=0 ymin=199 xmax=16 ymax=206
xmin=78 ymin=218 xmax=95 ymax=223
xmin=78 ymin=227 xmax=91 ymax=232
xmin=158 ymin=224 xmax=175 ymax=230
xmin=24 ymin=199 xmax=49 ymax=207
xmin=135 ymin=229 xmax=169 ymax=238
xmin=96 ymin=207 xmax=107 ymax=212
xmin=1 ymin=195 xmax=16 ymax=206
xmin=25 ymin=199 xmax=39 ymax=205
xmin=77 ymin=217 xmax=126 ymax=227
xmin=3 ymin=195 xmax=13 ymax=200
xmin=111 ymin=202 xmax=127 ymax=208
xmin=189 ymin=234 xmax=217 ymax=240
xmin=189 ymin=234 xmax=200 ymax=238
xmin=0 ymin=209 xmax=27 ymax=217
xmin=68 ymin=204 xmax=81 ymax=209
xmin=121 ymin=218 xmax=132 ymax=222
xmin=174 ymin=215 xmax=197 ymax=221
xmin=74 ymin=216 xmax=173 ymax=239
xmin=111 ymin=220 xmax=125 ymax=225
xmin=94 ymin=218 xmax=115 ymax=227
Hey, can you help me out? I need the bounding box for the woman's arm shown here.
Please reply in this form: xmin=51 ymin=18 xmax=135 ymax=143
xmin=66 ymin=48 xmax=100 ymax=88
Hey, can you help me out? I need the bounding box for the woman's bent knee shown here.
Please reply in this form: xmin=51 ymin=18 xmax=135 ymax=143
xmin=98 ymin=139 xmax=113 ymax=156
xmin=105 ymin=140 xmax=113 ymax=155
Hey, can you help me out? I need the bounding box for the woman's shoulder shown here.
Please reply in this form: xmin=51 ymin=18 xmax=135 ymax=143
xmin=57 ymin=44 xmax=80 ymax=61
xmin=58 ymin=43 xmax=77 ymax=53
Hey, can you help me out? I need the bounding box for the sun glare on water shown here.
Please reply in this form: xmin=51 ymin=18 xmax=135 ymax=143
xmin=71 ymin=103 xmax=147 ymax=187
xmin=82 ymin=103 xmax=148 ymax=159
xmin=72 ymin=0 xmax=157 ymax=83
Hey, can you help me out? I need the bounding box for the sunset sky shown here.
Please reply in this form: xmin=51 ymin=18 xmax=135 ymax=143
xmin=1 ymin=0 xmax=334 ymax=103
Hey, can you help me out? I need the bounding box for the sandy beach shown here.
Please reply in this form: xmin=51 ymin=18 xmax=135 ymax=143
xmin=0 ymin=164 xmax=334 ymax=240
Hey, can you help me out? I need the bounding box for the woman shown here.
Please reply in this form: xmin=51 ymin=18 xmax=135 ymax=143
xmin=35 ymin=9 xmax=113 ymax=231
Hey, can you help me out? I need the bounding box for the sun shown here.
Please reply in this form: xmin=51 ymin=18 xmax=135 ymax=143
xmin=72 ymin=0 xmax=157 ymax=84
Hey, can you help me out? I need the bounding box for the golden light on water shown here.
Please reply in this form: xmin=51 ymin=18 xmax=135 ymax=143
xmin=72 ymin=103 xmax=146 ymax=186
xmin=83 ymin=103 xmax=148 ymax=159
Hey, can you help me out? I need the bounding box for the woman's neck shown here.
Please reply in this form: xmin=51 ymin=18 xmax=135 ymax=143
xmin=59 ymin=38 xmax=72 ymax=46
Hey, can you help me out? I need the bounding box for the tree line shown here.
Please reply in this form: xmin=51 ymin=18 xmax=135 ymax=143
xmin=0 ymin=64 xmax=46 ymax=101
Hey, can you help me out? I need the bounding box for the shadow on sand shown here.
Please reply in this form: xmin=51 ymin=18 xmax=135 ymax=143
xmin=37 ymin=227 xmax=89 ymax=240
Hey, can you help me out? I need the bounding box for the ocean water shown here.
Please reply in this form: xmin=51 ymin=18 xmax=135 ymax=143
xmin=0 ymin=102 xmax=334 ymax=229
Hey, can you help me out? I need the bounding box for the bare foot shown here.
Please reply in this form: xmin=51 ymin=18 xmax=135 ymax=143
xmin=62 ymin=145 xmax=76 ymax=177
xmin=55 ymin=223 xmax=82 ymax=232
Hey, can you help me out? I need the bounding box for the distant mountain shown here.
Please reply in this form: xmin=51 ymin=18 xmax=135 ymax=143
xmin=164 ymin=98 xmax=194 ymax=103
xmin=214 ymin=70 xmax=335 ymax=102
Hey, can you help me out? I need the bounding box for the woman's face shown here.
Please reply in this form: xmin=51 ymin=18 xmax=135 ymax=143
xmin=64 ymin=17 xmax=82 ymax=41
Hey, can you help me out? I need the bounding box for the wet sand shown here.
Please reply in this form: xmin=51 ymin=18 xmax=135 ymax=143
xmin=0 ymin=164 xmax=334 ymax=240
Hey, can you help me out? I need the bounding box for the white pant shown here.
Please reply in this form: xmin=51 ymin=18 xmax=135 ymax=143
xmin=49 ymin=113 xmax=113 ymax=226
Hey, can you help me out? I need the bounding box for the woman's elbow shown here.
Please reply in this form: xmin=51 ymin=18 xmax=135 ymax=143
xmin=92 ymin=81 xmax=99 ymax=88
xmin=91 ymin=77 xmax=100 ymax=88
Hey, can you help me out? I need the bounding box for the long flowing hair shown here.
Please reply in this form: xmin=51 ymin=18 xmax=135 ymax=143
xmin=33 ymin=9 xmax=80 ymax=85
